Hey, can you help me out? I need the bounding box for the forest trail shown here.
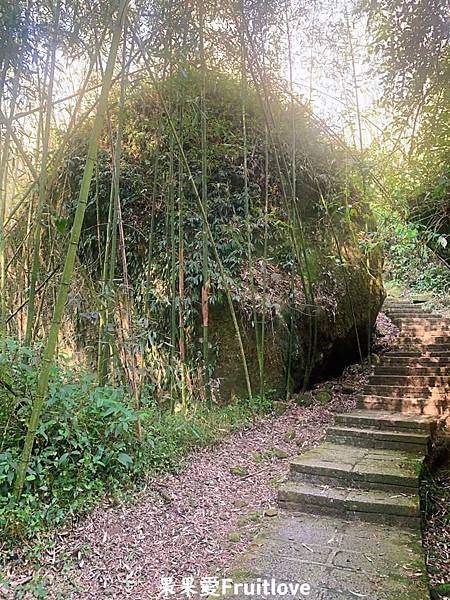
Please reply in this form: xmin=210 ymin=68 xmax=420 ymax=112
xmin=3 ymin=302 xmax=448 ymax=600
xmin=3 ymin=387 xmax=359 ymax=599
xmin=230 ymin=299 xmax=449 ymax=599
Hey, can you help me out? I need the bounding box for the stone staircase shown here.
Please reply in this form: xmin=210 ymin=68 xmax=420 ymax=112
xmin=278 ymin=299 xmax=449 ymax=529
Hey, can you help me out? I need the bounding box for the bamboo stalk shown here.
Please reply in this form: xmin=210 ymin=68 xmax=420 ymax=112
xmin=260 ymin=123 xmax=269 ymax=399
xmin=239 ymin=0 xmax=263 ymax=398
xmin=0 ymin=71 xmax=20 ymax=347
xmin=345 ymin=6 xmax=372 ymax=363
xmin=132 ymin=31 xmax=253 ymax=402
xmin=14 ymin=0 xmax=129 ymax=500
xmin=97 ymin=167 xmax=116 ymax=384
xmin=285 ymin=1 xmax=296 ymax=398
xmin=240 ymin=14 xmax=318 ymax=391
xmin=198 ymin=0 xmax=211 ymax=405
xmin=168 ymin=121 xmax=177 ymax=410
xmin=143 ymin=135 xmax=160 ymax=317
xmin=117 ymin=190 xmax=142 ymax=439
xmin=178 ymin=103 xmax=187 ymax=409
xmin=98 ymin=31 xmax=131 ymax=385
xmin=24 ymin=2 xmax=61 ymax=346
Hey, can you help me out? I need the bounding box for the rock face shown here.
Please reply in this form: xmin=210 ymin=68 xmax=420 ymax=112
xmin=210 ymin=236 xmax=384 ymax=403
xmin=57 ymin=70 xmax=384 ymax=402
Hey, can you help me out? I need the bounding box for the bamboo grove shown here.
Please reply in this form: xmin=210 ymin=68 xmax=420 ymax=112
xmin=0 ymin=0 xmax=384 ymax=521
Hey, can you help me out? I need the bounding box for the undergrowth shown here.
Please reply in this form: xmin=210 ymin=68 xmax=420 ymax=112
xmin=421 ymin=436 xmax=450 ymax=596
xmin=0 ymin=338 xmax=273 ymax=550
xmin=380 ymin=217 xmax=450 ymax=298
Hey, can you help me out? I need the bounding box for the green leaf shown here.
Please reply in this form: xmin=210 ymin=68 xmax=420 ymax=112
xmin=54 ymin=216 xmax=68 ymax=235
xmin=117 ymin=452 xmax=133 ymax=468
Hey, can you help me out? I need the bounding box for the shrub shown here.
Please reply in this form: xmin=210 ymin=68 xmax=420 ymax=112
xmin=0 ymin=338 xmax=273 ymax=547
xmin=382 ymin=220 xmax=450 ymax=296
xmin=0 ymin=339 xmax=140 ymax=542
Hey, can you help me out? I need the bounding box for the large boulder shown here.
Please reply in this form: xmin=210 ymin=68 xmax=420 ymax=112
xmin=210 ymin=231 xmax=384 ymax=402
xmin=56 ymin=70 xmax=384 ymax=403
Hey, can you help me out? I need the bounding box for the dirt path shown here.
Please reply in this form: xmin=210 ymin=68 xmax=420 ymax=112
xmin=2 ymin=382 xmax=363 ymax=599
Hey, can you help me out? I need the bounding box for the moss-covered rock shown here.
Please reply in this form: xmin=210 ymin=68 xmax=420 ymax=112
xmin=210 ymin=239 xmax=383 ymax=402
xmin=293 ymin=393 xmax=313 ymax=406
xmin=273 ymin=400 xmax=289 ymax=415
xmin=315 ymin=390 xmax=332 ymax=404
xmin=53 ymin=69 xmax=384 ymax=402
xmin=431 ymin=583 xmax=450 ymax=599
xmin=230 ymin=466 xmax=248 ymax=477
xmin=228 ymin=531 xmax=242 ymax=543
xmin=270 ymin=448 xmax=289 ymax=459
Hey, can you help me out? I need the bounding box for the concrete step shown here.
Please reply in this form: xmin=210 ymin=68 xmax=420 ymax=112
xmin=386 ymin=350 xmax=422 ymax=357
xmin=278 ymin=480 xmax=420 ymax=528
xmin=398 ymin=329 xmax=449 ymax=336
xmin=384 ymin=301 xmax=427 ymax=307
xmin=398 ymin=335 xmax=450 ymax=343
xmin=390 ymin=318 xmax=436 ymax=324
xmin=386 ymin=305 xmax=443 ymax=311
xmin=357 ymin=395 xmax=446 ymax=415
xmin=397 ymin=313 xmax=446 ymax=316
xmin=385 ymin=303 xmax=432 ymax=308
xmin=334 ymin=410 xmax=435 ymax=433
xmin=385 ymin=306 xmax=433 ymax=311
xmin=386 ymin=310 xmax=434 ymax=315
xmin=392 ymin=313 xmax=446 ymax=318
xmin=394 ymin=321 xmax=450 ymax=329
xmin=326 ymin=426 xmax=429 ymax=452
xmin=380 ymin=356 xmax=450 ymax=366
xmin=388 ymin=350 xmax=450 ymax=358
xmin=363 ymin=384 xmax=447 ymax=398
xmin=396 ymin=341 xmax=450 ymax=350
xmin=289 ymin=442 xmax=422 ymax=493
xmin=389 ymin=313 xmax=446 ymax=318
xmin=389 ymin=317 xmax=437 ymax=323
xmin=399 ymin=314 xmax=448 ymax=317
xmin=369 ymin=374 xmax=450 ymax=386
xmin=397 ymin=330 xmax=449 ymax=339
xmin=395 ymin=332 xmax=450 ymax=350
xmin=398 ymin=344 xmax=450 ymax=353
xmin=396 ymin=343 xmax=450 ymax=350
xmin=391 ymin=318 xmax=440 ymax=325
xmin=373 ymin=366 xmax=450 ymax=376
